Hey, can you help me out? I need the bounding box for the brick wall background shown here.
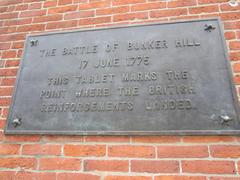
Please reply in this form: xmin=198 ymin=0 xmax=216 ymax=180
xmin=0 ymin=0 xmax=240 ymax=179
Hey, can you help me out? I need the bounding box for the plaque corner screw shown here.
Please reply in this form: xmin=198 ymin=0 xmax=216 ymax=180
xmin=219 ymin=115 xmax=233 ymax=126
xmin=204 ymin=24 xmax=216 ymax=32
xmin=12 ymin=118 xmax=21 ymax=128
xmin=30 ymin=39 xmax=38 ymax=47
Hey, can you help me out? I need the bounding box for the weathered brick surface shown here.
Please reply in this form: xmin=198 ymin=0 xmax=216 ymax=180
xmin=0 ymin=0 xmax=240 ymax=179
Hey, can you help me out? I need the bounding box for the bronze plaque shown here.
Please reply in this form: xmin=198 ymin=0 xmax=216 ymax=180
xmin=5 ymin=18 xmax=240 ymax=135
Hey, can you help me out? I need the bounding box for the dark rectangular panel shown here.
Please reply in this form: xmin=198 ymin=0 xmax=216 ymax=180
xmin=5 ymin=18 xmax=240 ymax=135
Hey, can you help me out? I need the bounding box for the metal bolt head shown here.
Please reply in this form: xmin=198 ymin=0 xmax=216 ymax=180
xmin=219 ymin=115 xmax=232 ymax=126
xmin=30 ymin=39 xmax=38 ymax=47
xmin=204 ymin=24 xmax=216 ymax=32
xmin=12 ymin=118 xmax=21 ymax=128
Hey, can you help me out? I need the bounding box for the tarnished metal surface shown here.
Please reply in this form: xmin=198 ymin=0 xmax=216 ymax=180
xmin=5 ymin=18 xmax=240 ymax=135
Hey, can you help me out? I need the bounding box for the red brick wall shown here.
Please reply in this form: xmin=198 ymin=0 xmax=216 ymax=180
xmin=0 ymin=0 xmax=240 ymax=179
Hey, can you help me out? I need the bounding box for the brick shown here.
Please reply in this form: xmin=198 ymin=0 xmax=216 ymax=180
xmin=0 ymin=7 xmax=7 ymax=13
xmin=12 ymin=41 xmax=24 ymax=49
xmin=39 ymin=158 xmax=81 ymax=170
xmin=0 ymin=97 xmax=11 ymax=106
xmin=0 ymin=61 xmax=4 ymax=68
xmin=0 ymin=60 xmax=4 ymax=68
xmin=238 ymin=161 xmax=240 ymax=174
xmin=0 ymin=12 xmax=18 ymax=20
xmin=0 ymin=0 xmax=22 ymax=6
xmin=4 ymin=18 xmax=32 ymax=26
xmin=150 ymin=9 xmax=188 ymax=18
xmin=132 ymin=2 xmax=166 ymax=11
xmin=0 ymin=171 xmax=56 ymax=180
xmin=79 ymin=1 xmax=110 ymax=10
xmin=155 ymin=176 xmax=207 ymax=180
xmin=15 ymin=4 xmax=28 ymax=11
xmin=1 ymin=108 xmax=8 ymax=118
xmin=46 ymin=20 xmax=78 ymax=29
xmin=220 ymin=12 xmax=240 ymax=21
xmin=43 ymin=0 xmax=57 ymax=8
xmin=0 ymin=171 xmax=13 ymax=180
xmin=1 ymin=77 xmax=16 ymax=86
xmin=113 ymin=12 xmax=148 ymax=22
xmin=4 ymin=135 xmax=41 ymax=142
xmin=0 ymin=132 xmax=3 ymax=141
xmin=28 ymin=2 xmax=42 ymax=10
xmin=234 ymin=75 xmax=240 ymax=85
xmin=233 ymin=63 xmax=240 ymax=72
xmin=48 ymin=5 xmax=77 ymax=14
xmin=220 ymin=3 xmax=240 ymax=11
xmin=182 ymin=160 xmax=236 ymax=174
xmin=64 ymin=145 xmax=106 ymax=157
xmin=168 ymin=0 xmax=196 ymax=8
xmin=2 ymin=51 xmax=17 ymax=59
xmin=57 ymin=173 xmax=100 ymax=180
xmin=0 ymin=144 xmax=20 ymax=155
xmin=230 ymin=52 xmax=240 ymax=61
xmin=105 ymin=176 xmax=151 ymax=180
xmin=229 ymin=41 xmax=240 ymax=50
xmin=84 ymin=160 xmax=128 ymax=172
xmin=0 ymin=87 xmax=13 ymax=96
xmin=157 ymin=146 xmax=208 ymax=158
xmin=210 ymin=145 xmax=240 ymax=158
xmin=17 ymin=49 xmax=23 ymax=58
xmin=22 ymin=144 xmax=61 ymax=155
xmin=225 ymin=31 xmax=236 ymax=40
xmin=24 ymin=0 xmax=44 ymax=2
xmin=113 ymin=0 xmax=145 ymax=6
xmin=17 ymin=24 xmax=45 ymax=32
xmin=74 ymin=0 xmax=87 ymax=3
xmin=200 ymin=13 xmax=219 ymax=18
xmin=42 ymin=135 xmax=84 ymax=142
xmin=182 ymin=136 xmax=236 ymax=143
xmin=0 ymin=27 xmax=16 ymax=34
xmin=7 ymin=6 xmax=15 ymax=12
xmin=20 ymin=172 xmax=56 ymax=180
xmin=132 ymin=136 xmax=180 ymax=143
xmin=210 ymin=177 xmax=240 ymax=180
xmin=33 ymin=14 xmax=63 ymax=23
xmin=131 ymin=160 xmax=179 ymax=173
xmin=64 ymin=10 xmax=94 ymax=20
xmin=0 ymin=120 xmax=5 ymax=129
xmin=0 ymin=158 xmax=36 ymax=169
xmin=96 ymin=6 xmax=129 ymax=16
xmin=85 ymin=136 xmax=129 ymax=142
xmin=58 ymin=0 xmax=73 ymax=6
xmin=237 ymin=31 xmax=240 ymax=39
xmin=108 ymin=145 xmax=155 ymax=158
xmin=189 ymin=5 xmax=219 ymax=14
xmin=2 ymin=51 xmax=17 ymax=60
xmin=20 ymin=10 xmax=46 ymax=18
xmin=79 ymin=16 xmax=111 ymax=26
xmin=0 ymin=43 xmax=11 ymax=50
xmin=198 ymin=0 xmax=228 ymax=4
xmin=170 ymin=15 xmax=200 ymax=21
xmin=0 ymin=33 xmax=26 ymax=42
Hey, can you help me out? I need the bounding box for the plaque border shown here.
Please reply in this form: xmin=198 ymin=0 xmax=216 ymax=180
xmin=5 ymin=18 xmax=240 ymax=135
